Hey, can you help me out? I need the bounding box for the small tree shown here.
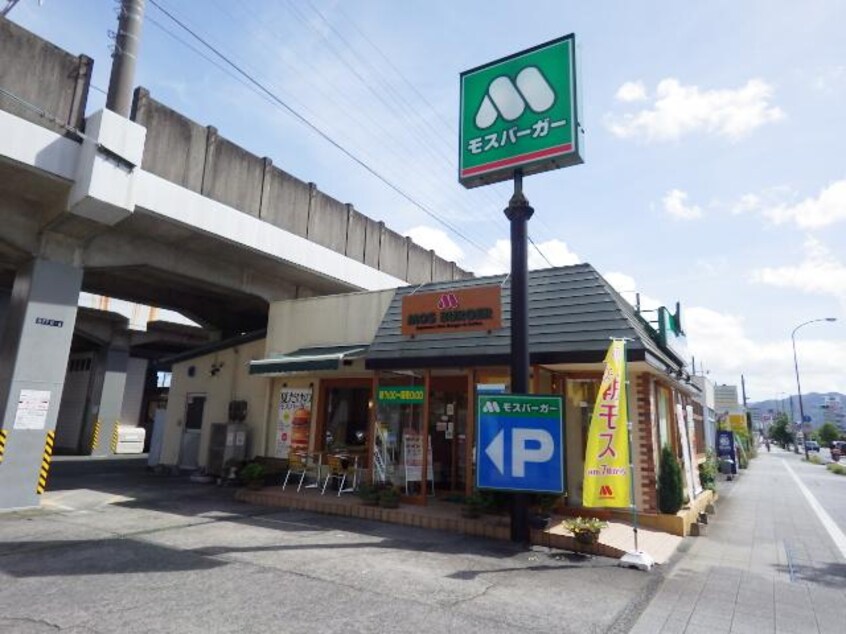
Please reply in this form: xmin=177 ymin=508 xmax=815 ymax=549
xmin=658 ymin=445 xmax=684 ymax=514
xmin=769 ymin=413 xmax=794 ymax=447
xmin=817 ymin=422 xmax=840 ymax=446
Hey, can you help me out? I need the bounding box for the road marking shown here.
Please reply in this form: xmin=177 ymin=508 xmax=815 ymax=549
xmin=782 ymin=459 xmax=846 ymax=559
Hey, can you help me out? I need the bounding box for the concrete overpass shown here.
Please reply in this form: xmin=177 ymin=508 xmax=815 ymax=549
xmin=0 ymin=17 xmax=470 ymax=509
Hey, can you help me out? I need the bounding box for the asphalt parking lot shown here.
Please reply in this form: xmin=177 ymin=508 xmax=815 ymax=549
xmin=0 ymin=459 xmax=659 ymax=633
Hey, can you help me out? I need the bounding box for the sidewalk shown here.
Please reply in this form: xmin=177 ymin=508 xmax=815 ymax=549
xmin=629 ymin=448 xmax=846 ymax=634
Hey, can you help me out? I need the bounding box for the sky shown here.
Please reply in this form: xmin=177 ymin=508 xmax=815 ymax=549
xmin=9 ymin=0 xmax=845 ymax=402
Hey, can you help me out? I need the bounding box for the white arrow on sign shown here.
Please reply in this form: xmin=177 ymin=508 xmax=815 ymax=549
xmin=485 ymin=429 xmax=505 ymax=475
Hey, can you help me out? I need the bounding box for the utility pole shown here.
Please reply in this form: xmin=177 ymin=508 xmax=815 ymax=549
xmin=106 ymin=0 xmax=146 ymax=118
xmin=1 ymin=0 xmax=22 ymax=17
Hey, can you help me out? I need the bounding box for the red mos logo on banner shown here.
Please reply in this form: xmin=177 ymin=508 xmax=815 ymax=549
xmin=437 ymin=293 xmax=460 ymax=310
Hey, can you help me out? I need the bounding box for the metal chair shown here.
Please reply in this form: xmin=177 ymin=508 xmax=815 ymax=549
xmin=321 ymin=454 xmax=357 ymax=496
xmin=283 ymin=451 xmax=322 ymax=492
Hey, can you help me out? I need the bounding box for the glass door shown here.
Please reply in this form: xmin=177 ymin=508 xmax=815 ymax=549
xmin=428 ymin=375 xmax=468 ymax=495
xmin=374 ymin=375 xmax=428 ymax=502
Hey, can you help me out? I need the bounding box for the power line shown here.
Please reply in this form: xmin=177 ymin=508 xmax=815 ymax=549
xmin=147 ymin=0 xmax=493 ymax=260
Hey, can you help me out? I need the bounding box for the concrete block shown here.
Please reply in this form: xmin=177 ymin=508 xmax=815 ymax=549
xmin=406 ymin=239 xmax=433 ymax=284
xmin=306 ymin=188 xmax=348 ymax=253
xmin=432 ymin=255 xmax=454 ymax=283
xmin=260 ymin=165 xmax=310 ymax=238
xmin=378 ymin=226 xmax=408 ymax=280
xmin=201 ymin=130 xmax=265 ymax=217
xmin=363 ymin=218 xmax=382 ymax=269
xmin=68 ymin=108 xmax=146 ymax=226
xmin=344 ymin=205 xmax=366 ymax=263
xmin=0 ymin=19 xmax=92 ymax=133
xmin=131 ymin=89 xmax=206 ymax=192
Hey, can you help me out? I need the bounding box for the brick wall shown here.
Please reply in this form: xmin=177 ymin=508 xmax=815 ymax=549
xmin=634 ymin=373 xmax=658 ymax=513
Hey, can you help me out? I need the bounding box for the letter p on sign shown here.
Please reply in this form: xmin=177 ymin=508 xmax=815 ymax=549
xmin=512 ymin=429 xmax=554 ymax=477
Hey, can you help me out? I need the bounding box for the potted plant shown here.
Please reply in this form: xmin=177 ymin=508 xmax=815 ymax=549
xmin=240 ymin=462 xmax=267 ymax=490
xmin=461 ymin=493 xmax=485 ymax=519
xmin=378 ymin=487 xmax=400 ymax=509
xmin=357 ymin=482 xmax=381 ymax=506
xmin=562 ymin=516 xmax=607 ymax=545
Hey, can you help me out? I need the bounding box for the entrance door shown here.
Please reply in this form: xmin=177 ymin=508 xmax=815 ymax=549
xmin=179 ymin=394 xmax=205 ymax=470
xmin=428 ymin=376 xmax=468 ymax=494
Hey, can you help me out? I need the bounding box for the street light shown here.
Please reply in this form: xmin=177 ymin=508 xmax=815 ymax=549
xmin=792 ymin=317 xmax=837 ymax=459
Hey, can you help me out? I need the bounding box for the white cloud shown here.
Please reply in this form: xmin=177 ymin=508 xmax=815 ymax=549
xmin=606 ymin=78 xmax=785 ymax=142
xmin=615 ymin=80 xmax=647 ymax=103
xmin=812 ymin=65 xmax=845 ymax=92
xmin=603 ymin=271 xmax=663 ymax=312
xmin=475 ymin=238 xmax=580 ymax=276
xmin=736 ymin=179 xmax=846 ymax=229
xmin=751 ymin=237 xmax=846 ymax=303
xmin=403 ymin=225 xmax=464 ymax=263
xmin=685 ymin=306 xmax=844 ymax=396
xmin=662 ymin=189 xmax=703 ymax=220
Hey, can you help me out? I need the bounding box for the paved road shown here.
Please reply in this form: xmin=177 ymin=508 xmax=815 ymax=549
xmin=0 ymin=460 xmax=656 ymax=633
xmin=631 ymin=447 xmax=846 ymax=634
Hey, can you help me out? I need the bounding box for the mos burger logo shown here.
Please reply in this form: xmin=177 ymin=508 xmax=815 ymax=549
xmin=437 ymin=293 xmax=459 ymax=310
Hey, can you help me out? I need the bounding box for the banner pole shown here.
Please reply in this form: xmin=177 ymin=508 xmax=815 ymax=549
xmin=626 ymin=421 xmax=640 ymax=552
xmin=617 ymin=337 xmax=654 ymax=571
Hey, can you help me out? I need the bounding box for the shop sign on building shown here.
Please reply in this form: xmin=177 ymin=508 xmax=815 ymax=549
xmin=459 ymin=34 xmax=582 ymax=188
xmin=402 ymin=285 xmax=502 ymax=336
xmin=377 ymin=386 xmax=424 ymax=405
xmin=476 ymin=394 xmax=564 ymax=493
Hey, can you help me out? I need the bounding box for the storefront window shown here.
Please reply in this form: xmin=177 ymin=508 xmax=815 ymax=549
xmin=565 ymin=377 xmax=599 ymax=505
xmin=323 ymin=387 xmax=370 ymax=454
xmin=657 ymin=386 xmax=671 ymax=449
xmin=373 ymin=377 xmax=428 ymax=497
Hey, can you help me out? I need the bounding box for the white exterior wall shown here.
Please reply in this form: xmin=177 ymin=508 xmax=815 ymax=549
xmin=161 ymin=338 xmax=269 ymax=467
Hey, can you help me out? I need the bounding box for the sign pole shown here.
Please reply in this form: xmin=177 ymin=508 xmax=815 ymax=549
xmin=506 ymin=169 xmax=534 ymax=544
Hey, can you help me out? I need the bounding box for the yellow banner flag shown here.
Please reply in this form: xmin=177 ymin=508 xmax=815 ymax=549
xmin=583 ymin=340 xmax=632 ymax=508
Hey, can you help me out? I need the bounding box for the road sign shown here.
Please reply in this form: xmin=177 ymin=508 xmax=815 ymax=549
xmin=476 ymin=394 xmax=564 ymax=493
xmin=459 ymin=34 xmax=583 ymax=188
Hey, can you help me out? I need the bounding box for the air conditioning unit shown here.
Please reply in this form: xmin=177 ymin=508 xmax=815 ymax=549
xmin=207 ymin=423 xmax=249 ymax=476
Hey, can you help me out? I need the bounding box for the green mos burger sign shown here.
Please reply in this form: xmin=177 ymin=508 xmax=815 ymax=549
xmin=459 ymin=34 xmax=583 ymax=188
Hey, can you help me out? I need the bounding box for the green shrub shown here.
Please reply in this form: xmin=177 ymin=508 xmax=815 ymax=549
xmin=240 ymin=462 xmax=266 ymax=482
xmin=807 ymin=454 xmax=823 ymax=465
xmin=658 ymin=445 xmax=684 ymax=514
xmin=698 ymin=449 xmax=718 ymax=491
xmin=827 ymin=463 xmax=846 ymax=476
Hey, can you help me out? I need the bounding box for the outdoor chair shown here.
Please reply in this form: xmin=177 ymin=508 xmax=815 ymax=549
xmin=321 ymin=454 xmax=358 ymax=496
xmin=282 ymin=451 xmax=322 ymax=492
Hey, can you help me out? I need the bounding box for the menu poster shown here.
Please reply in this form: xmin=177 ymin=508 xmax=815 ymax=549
xmin=402 ymin=431 xmax=434 ymax=483
xmin=276 ymin=388 xmax=312 ymax=459
xmin=13 ymin=389 xmax=51 ymax=430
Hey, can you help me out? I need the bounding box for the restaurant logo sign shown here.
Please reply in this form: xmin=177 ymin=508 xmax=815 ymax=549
xmin=401 ymin=285 xmax=502 ymax=336
xmin=459 ymin=34 xmax=583 ymax=188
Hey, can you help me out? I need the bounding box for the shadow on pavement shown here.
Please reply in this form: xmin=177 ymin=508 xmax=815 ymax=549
xmin=0 ymin=538 xmax=225 ymax=578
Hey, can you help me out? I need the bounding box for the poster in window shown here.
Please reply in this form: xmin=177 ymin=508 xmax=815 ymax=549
xmin=277 ymin=388 xmax=312 ymax=458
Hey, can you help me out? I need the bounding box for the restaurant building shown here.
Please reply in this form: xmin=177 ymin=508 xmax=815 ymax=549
xmin=159 ymin=264 xmax=706 ymax=519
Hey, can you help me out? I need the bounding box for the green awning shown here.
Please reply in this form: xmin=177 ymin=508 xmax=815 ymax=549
xmin=249 ymin=344 xmax=368 ymax=375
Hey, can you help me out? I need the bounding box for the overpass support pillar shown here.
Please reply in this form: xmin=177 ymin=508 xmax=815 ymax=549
xmin=86 ymin=341 xmax=130 ymax=457
xmin=0 ymin=258 xmax=82 ymax=510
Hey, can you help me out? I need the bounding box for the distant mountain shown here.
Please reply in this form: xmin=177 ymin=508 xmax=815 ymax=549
xmin=748 ymin=392 xmax=845 ymax=428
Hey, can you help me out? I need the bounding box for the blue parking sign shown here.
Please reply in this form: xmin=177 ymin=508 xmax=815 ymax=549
xmin=476 ymin=394 xmax=564 ymax=494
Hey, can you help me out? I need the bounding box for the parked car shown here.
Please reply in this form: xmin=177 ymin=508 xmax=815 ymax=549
xmin=804 ymin=440 xmax=820 ymax=452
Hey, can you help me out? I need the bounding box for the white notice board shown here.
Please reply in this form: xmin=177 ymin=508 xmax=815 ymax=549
xmin=14 ymin=389 xmax=51 ymax=430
